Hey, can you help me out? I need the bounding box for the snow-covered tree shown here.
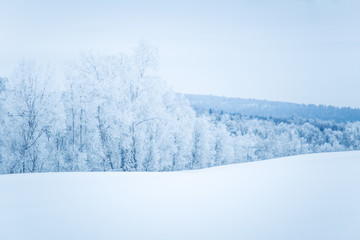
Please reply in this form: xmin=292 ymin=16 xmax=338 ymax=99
xmin=1 ymin=61 xmax=57 ymax=173
xmin=61 ymin=42 xmax=199 ymax=172
xmin=191 ymin=116 xmax=215 ymax=169
xmin=213 ymin=123 xmax=234 ymax=166
xmin=0 ymin=77 xmax=8 ymax=171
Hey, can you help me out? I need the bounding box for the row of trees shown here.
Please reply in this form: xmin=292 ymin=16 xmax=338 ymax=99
xmin=0 ymin=43 xmax=235 ymax=174
xmin=1 ymin=43 xmax=360 ymax=174
xmin=209 ymin=113 xmax=360 ymax=162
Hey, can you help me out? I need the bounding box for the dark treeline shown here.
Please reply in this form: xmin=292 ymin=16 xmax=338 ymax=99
xmin=1 ymin=43 xmax=360 ymax=174
xmin=186 ymin=94 xmax=360 ymax=122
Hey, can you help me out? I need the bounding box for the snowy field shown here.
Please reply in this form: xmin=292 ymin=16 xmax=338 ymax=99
xmin=1 ymin=151 xmax=359 ymax=240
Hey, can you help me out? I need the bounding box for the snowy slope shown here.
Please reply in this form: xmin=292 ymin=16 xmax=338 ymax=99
xmin=0 ymin=151 xmax=359 ymax=240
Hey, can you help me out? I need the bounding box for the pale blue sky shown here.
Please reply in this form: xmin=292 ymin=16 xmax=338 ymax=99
xmin=1 ymin=0 xmax=360 ymax=107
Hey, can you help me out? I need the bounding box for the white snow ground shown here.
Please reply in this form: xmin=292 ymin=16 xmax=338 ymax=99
xmin=0 ymin=151 xmax=359 ymax=240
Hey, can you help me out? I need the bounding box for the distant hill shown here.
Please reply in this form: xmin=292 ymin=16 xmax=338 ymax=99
xmin=185 ymin=94 xmax=360 ymax=122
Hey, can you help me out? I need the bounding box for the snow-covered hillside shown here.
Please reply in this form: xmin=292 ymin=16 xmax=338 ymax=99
xmin=1 ymin=151 xmax=359 ymax=240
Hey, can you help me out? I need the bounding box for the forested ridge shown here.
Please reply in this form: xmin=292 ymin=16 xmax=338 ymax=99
xmin=186 ymin=94 xmax=360 ymax=123
xmin=1 ymin=43 xmax=360 ymax=174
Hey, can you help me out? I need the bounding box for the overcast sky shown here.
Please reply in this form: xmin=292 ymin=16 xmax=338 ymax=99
xmin=1 ymin=0 xmax=360 ymax=107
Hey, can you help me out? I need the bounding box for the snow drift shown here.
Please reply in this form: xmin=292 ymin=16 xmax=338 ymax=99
xmin=0 ymin=151 xmax=359 ymax=240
